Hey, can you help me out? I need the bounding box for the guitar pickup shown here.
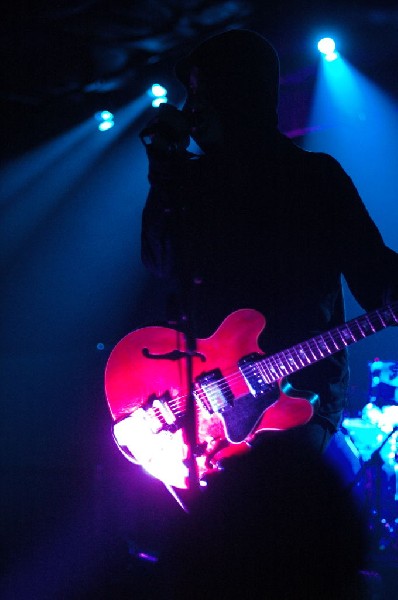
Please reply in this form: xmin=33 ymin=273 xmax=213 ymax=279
xmin=238 ymin=353 xmax=276 ymax=398
xmin=196 ymin=369 xmax=234 ymax=414
xmin=144 ymin=392 xmax=179 ymax=433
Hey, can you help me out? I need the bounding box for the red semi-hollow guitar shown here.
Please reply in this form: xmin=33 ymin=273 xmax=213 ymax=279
xmin=105 ymin=303 xmax=397 ymax=489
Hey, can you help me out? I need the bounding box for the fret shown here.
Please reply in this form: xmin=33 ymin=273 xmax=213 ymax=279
xmin=349 ymin=326 xmax=356 ymax=341
xmin=329 ymin=331 xmax=344 ymax=350
xmin=360 ymin=317 xmax=373 ymax=334
xmin=388 ymin=306 xmax=398 ymax=324
xmin=277 ymin=352 xmax=295 ymax=374
xmin=364 ymin=314 xmax=376 ymax=333
xmin=285 ymin=349 xmax=299 ymax=371
xmin=377 ymin=310 xmax=387 ymax=328
xmin=311 ymin=338 xmax=324 ymax=360
xmin=291 ymin=346 xmax=306 ymax=367
xmin=266 ymin=356 xmax=283 ymax=380
xmin=355 ymin=318 xmax=366 ymax=338
xmin=260 ymin=361 xmax=275 ymax=385
xmin=256 ymin=361 xmax=272 ymax=384
xmin=304 ymin=341 xmax=318 ymax=361
xmin=334 ymin=328 xmax=347 ymax=346
xmin=337 ymin=327 xmax=352 ymax=345
xmin=278 ymin=353 xmax=295 ymax=374
xmin=258 ymin=358 xmax=273 ymax=383
xmin=327 ymin=331 xmax=340 ymax=350
xmin=297 ymin=344 xmax=311 ymax=364
xmin=263 ymin=358 xmax=275 ymax=380
xmin=389 ymin=305 xmax=398 ymax=325
xmin=275 ymin=355 xmax=286 ymax=375
xmin=320 ymin=336 xmax=334 ymax=355
xmin=313 ymin=337 xmax=325 ymax=358
xmin=261 ymin=302 xmax=396 ymax=383
xmin=345 ymin=325 xmax=357 ymax=344
xmin=310 ymin=342 xmax=322 ymax=360
xmin=273 ymin=354 xmax=289 ymax=377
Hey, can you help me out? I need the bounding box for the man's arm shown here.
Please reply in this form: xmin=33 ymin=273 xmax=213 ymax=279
xmin=330 ymin=156 xmax=398 ymax=310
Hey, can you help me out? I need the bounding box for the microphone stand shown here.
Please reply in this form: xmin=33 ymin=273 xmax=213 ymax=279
xmin=140 ymin=120 xmax=201 ymax=502
xmin=180 ymin=303 xmax=201 ymax=496
xmin=175 ymin=203 xmax=201 ymax=500
xmin=348 ymin=426 xmax=397 ymax=492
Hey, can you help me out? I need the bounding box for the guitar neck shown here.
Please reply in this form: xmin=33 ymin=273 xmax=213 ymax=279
xmin=260 ymin=302 xmax=398 ymax=382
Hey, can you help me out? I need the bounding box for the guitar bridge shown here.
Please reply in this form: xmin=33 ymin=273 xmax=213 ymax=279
xmin=196 ymin=369 xmax=234 ymax=414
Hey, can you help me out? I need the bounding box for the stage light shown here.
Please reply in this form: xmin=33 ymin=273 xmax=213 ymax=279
xmin=148 ymin=83 xmax=168 ymax=107
xmin=317 ymin=37 xmax=339 ymax=62
xmin=95 ymin=110 xmax=114 ymax=122
xmin=98 ymin=120 xmax=115 ymax=131
xmin=95 ymin=110 xmax=113 ymax=121
xmin=325 ymin=51 xmax=339 ymax=62
xmin=151 ymin=83 xmax=167 ymax=97
xmin=152 ymin=96 xmax=168 ymax=107
xmin=318 ymin=37 xmax=335 ymax=55
xmin=94 ymin=110 xmax=115 ymax=131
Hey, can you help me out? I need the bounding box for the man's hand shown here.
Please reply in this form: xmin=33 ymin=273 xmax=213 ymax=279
xmin=140 ymin=103 xmax=191 ymax=154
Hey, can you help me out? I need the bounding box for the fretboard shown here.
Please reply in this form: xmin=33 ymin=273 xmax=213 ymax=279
xmin=259 ymin=302 xmax=398 ymax=383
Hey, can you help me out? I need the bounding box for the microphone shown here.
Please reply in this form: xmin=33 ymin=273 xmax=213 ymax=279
xmin=139 ymin=104 xmax=191 ymax=152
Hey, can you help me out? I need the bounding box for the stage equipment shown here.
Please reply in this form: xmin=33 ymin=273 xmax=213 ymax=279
xmin=148 ymin=83 xmax=168 ymax=107
xmin=369 ymin=359 xmax=398 ymax=406
xmin=317 ymin=37 xmax=339 ymax=61
xmin=95 ymin=110 xmax=114 ymax=131
xmin=342 ymin=358 xmax=398 ymax=553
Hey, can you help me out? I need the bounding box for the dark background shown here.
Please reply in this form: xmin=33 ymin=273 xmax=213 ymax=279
xmin=1 ymin=2 xmax=397 ymax=598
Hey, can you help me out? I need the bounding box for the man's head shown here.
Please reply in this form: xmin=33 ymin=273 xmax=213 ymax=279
xmin=176 ymin=29 xmax=280 ymax=152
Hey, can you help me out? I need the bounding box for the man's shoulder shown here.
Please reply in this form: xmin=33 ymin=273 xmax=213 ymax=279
xmin=281 ymin=135 xmax=336 ymax=162
xmin=279 ymin=135 xmax=346 ymax=178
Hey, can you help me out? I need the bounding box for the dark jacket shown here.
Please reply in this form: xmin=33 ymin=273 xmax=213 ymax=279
xmin=141 ymin=132 xmax=398 ymax=429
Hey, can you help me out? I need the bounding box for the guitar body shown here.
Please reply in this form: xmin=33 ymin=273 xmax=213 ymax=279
xmin=105 ymin=309 xmax=315 ymax=489
xmin=105 ymin=302 xmax=397 ymax=488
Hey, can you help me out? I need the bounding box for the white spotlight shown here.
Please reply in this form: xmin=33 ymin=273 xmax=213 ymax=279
xmin=152 ymin=97 xmax=168 ymax=108
xmin=325 ymin=52 xmax=339 ymax=62
xmin=151 ymin=83 xmax=167 ymax=97
xmin=317 ymin=37 xmax=339 ymax=61
xmin=98 ymin=120 xmax=115 ymax=131
xmin=95 ymin=110 xmax=114 ymax=121
xmin=318 ymin=37 xmax=335 ymax=55
xmin=94 ymin=110 xmax=115 ymax=131
xmin=148 ymin=83 xmax=168 ymax=107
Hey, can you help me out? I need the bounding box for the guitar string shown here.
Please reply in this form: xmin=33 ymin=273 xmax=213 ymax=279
xmin=201 ymin=307 xmax=396 ymax=398
xmin=167 ymin=304 xmax=397 ymax=415
xmin=165 ymin=307 xmax=396 ymax=415
xmin=142 ymin=306 xmax=397 ymax=418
